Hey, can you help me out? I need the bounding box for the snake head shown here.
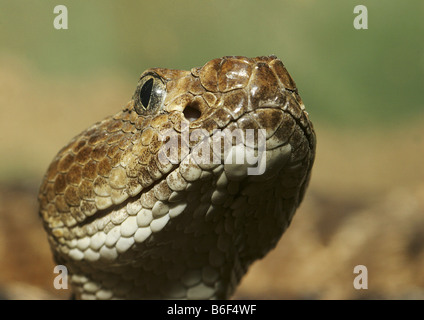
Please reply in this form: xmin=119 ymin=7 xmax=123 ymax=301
xmin=38 ymin=56 xmax=316 ymax=299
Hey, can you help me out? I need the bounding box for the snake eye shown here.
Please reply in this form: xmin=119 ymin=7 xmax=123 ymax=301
xmin=140 ymin=78 xmax=153 ymax=108
xmin=134 ymin=74 xmax=166 ymax=115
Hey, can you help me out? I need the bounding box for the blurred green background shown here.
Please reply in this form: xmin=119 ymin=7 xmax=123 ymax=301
xmin=2 ymin=1 xmax=423 ymax=120
xmin=0 ymin=0 xmax=423 ymax=299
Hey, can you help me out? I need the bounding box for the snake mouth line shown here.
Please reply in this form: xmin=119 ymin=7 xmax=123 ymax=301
xmin=70 ymin=106 xmax=302 ymax=231
xmin=71 ymin=165 xmax=178 ymax=230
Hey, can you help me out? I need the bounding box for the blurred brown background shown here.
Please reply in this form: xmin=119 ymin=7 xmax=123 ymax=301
xmin=0 ymin=0 xmax=423 ymax=299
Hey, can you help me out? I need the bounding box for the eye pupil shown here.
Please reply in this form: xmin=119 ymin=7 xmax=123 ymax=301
xmin=140 ymin=78 xmax=154 ymax=108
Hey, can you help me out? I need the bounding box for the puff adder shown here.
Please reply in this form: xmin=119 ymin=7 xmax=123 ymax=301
xmin=38 ymin=56 xmax=316 ymax=299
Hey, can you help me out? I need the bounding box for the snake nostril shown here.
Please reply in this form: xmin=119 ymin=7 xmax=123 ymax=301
xmin=183 ymin=103 xmax=201 ymax=122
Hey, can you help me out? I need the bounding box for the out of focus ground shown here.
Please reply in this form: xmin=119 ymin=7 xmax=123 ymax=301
xmin=0 ymin=55 xmax=423 ymax=299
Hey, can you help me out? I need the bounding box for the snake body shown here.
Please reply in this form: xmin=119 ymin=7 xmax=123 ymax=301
xmin=38 ymin=56 xmax=316 ymax=299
